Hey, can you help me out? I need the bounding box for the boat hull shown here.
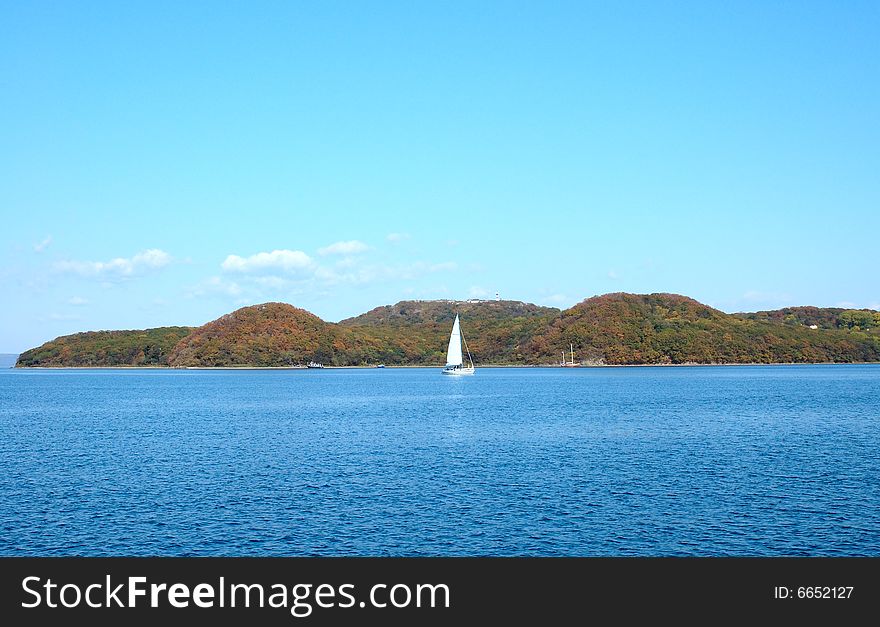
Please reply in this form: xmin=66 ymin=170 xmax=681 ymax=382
xmin=442 ymin=367 xmax=475 ymax=375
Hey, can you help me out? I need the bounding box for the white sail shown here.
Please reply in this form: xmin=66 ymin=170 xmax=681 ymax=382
xmin=442 ymin=313 xmax=475 ymax=375
xmin=446 ymin=314 xmax=463 ymax=366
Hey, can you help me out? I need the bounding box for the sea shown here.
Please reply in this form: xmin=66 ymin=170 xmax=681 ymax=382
xmin=0 ymin=365 xmax=878 ymax=556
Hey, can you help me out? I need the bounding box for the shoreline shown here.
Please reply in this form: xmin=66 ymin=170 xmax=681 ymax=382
xmin=8 ymin=361 xmax=880 ymax=371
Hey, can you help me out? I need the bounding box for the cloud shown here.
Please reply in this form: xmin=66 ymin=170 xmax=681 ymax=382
xmin=34 ymin=235 xmax=52 ymax=253
xmin=310 ymin=259 xmax=458 ymax=286
xmin=386 ymin=233 xmax=410 ymax=243
xmin=835 ymin=301 xmax=858 ymax=309
xmin=55 ymin=249 xmax=172 ymax=278
xmin=318 ymin=240 xmax=369 ymax=256
xmin=468 ymin=286 xmax=489 ymax=298
xmin=190 ymin=276 xmax=243 ymax=298
xmin=67 ymin=296 xmax=89 ymax=306
xmin=335 ymin=257 xmax=358 ymax=269
xmin=188 ymin=273 xmax=315 ymax=304
xmin=607 ymin=270 xmax=619 ymax=280
xmin=221 ymin=249 xmax=314 ymax=273
xmin=199 ymin=245 xmax=461 ymax=304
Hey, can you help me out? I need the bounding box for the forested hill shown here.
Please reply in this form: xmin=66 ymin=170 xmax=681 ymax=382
xmin=15 ymin=294 xmax=880 ymax=367
xmin=735 ymin=306 xmax=880 ymax=332
xmin=340 ymin=299 xmax=558 ymax=325
xmin=339 ymin=300 xmax=560 ymax=365
xmin=15 ymin=327 xmax=193 ymax=367
xmin=524 ymin=293 xmax=880 ymax=364
xmin=167 ymin=303 xmax=350 ymax=367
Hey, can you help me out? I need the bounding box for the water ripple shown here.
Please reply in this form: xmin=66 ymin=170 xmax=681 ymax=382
xmin=0 ymin=365 xmax=878 ymax=556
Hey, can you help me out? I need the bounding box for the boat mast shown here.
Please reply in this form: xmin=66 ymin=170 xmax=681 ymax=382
xmin=570 ymin=343 xmax=574 ymax=365
xmin=460 ymin=322 xmax=475 ymax=369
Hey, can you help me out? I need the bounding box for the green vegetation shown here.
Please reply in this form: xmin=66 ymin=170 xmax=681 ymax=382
xmin=339 ymin=300 xmax=560 ymax=365
xmin=526 ymin=294 xmax=880 ymax=364
xmin=736 ymin=306 xmax=880 ymax=332
xmin=167 ymin=303 xmax=351 ymax=367
xmin=16 ymin=327 xmax=193 ymax=367
xmin=168 ymin=300 xmax=558 ymax=367
xmin=16 ymin=294 xmax=880 ymax=367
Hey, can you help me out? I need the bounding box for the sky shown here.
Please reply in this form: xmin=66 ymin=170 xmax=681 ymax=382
xmin=1 ymin=1 xmax=878 ymax=352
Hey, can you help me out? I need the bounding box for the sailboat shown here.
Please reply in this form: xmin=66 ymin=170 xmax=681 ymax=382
xmin=442 ymin=314 xmax=475 ymax=375
xmin=561 ymin=343 xmax=579 ymax=367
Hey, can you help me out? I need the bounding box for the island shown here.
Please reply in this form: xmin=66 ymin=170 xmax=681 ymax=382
xmin=15 ymin=293 xmax=880 ymax=368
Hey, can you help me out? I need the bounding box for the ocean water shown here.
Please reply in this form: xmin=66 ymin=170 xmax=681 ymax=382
xmin=0 ymin=365 xmax=878 ymax=556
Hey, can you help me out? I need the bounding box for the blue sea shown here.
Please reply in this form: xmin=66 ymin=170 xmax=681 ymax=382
xmin=1 ymin=365 xmax=878 ymax=556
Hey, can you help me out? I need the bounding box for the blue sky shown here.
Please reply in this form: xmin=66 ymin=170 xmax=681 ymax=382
xmin=2 ymin=1 xmax=878 ymax=352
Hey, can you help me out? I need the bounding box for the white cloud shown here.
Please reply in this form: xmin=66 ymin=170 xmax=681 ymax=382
xmin=188 ymin=272 xmax=319 ymax=305
xmin=311 ymin=259 xmax=458 ymax=286
xmin=835 ymin=301 xmax=858 ymax=309
xmin=55 ymin=249 xmax=172 ymax=278
xmin=34 ymin=235 xmax=52 ymax=253
xmin=221 ymin=249 xmax=314 ymax=273
xmin=607 ymin=269 xmax=619 ymax=280
xmin=209 ymin=276 xmax=242 ymax=296
xmin=197 ymin=245 xmax=461 ymax=304
xmin=468 ymin=286 xmax=489 ymax=298
xmin=318 ymin=240 xmax=369 ymax=256
xmin=314 ymin=266 xmax=340 ymax=282
xmin=67 ymin=296 xmax=89 ymax=306
xmin=335 ymin=257 xmax=358 ymax=269
xmin=386 ymin=232 xmax=410 ymax=243
xmin=189 ymin=276 xmax=243 ymax=298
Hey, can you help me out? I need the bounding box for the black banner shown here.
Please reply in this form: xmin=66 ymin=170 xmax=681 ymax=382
xmin=1 ymin=557 xmax=875 ymax=624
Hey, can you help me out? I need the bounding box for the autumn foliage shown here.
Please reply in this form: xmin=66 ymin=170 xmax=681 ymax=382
xmin=16 ymin=294 xmax=880 ymax=367
xmin=15 ymin=327 xmax=193 ymax=367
